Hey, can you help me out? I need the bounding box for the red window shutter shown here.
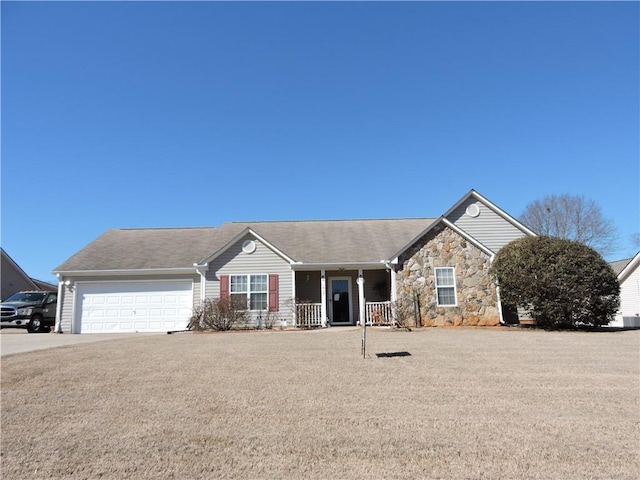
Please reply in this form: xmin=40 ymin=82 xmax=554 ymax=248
xmin=220 ymin=275 xmax=229 ymax=299
xmin=268 ymin=274 xmax=279 ymax=312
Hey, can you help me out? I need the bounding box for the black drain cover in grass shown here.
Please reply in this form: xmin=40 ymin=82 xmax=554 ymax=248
xmin=376 ymin=351 xmax=411 ymax=358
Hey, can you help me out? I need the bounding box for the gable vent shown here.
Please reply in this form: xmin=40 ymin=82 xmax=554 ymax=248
xmin=466 ymin=204 xmax=480 ymax=217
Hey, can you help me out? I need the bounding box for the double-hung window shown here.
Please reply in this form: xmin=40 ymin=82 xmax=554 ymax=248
xmin=230 ymin=274 xmax=268 ymax=310
xmin=435 ymin=267 xmax=457 ymax=306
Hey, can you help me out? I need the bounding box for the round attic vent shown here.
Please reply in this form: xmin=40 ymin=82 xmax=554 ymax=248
xmin=466 ymin=204 xmax=480 ymax=217
xmin=242 ymin=240 xmax=256 ymax=254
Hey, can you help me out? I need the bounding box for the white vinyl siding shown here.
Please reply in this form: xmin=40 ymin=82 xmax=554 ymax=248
xmin=618 ymin=260 xmax=640 ymax=319
xmin=435 ymin=267 xmax=457 ymax=306
xmin=446 ymin=198 xmax=528 ymax=253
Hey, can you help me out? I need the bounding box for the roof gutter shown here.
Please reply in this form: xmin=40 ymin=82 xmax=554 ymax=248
xmin=51 ymin=267 xmax=197 ymax=277
xmin=291 ymin=262 xmax=388 ymax=271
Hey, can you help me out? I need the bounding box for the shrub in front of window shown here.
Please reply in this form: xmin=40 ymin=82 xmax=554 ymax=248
xmin=188 ymin=296 xmax=249 ymax=331
xmin=490 ymin=236 xmax=620 ymax=329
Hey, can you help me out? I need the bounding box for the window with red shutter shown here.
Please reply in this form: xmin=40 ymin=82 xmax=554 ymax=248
xmin=220 ymin=275 xmax=229 ymax=298
xmin=268 ymin=274 xmax=279 ymax=312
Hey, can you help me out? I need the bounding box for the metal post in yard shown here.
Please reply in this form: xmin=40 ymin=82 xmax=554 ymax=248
xmin=357 ymin=274 xmax=366 ymax=358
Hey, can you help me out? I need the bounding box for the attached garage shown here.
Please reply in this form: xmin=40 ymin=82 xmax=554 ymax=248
xmin=74 ymin=281 xmax=194 ymax=333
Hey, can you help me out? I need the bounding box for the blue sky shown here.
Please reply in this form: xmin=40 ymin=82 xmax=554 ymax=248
xmin=2 ymin=1 xmax=638 ymax=284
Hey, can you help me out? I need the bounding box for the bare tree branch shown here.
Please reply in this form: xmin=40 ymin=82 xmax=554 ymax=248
xmin=519 ymin=194 xmax=618 ymax=256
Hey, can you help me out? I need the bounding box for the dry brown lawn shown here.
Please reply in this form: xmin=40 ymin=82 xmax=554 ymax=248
xmin=1 ymin=327 xmax=639 ymax=479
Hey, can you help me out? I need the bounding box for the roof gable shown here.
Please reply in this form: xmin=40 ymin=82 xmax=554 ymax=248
xmin=1 ymin=249 xmax=39 ymax=289
xmin=443 ymin=190 xmax=536 ymax=253
xmin=215 ymin=218 xmax=436 ymax=265
xmin=1 ymin=249 xmax=40 ymax=299
xmin=444 ymin=190 xmax=536 ymax=237
xmin=202 ymin=226 xmax=296 ymax=265
xmin=388 ymin=217 xmax=494 ymax=263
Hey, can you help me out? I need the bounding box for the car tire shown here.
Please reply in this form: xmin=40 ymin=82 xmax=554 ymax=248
xmin=27 ymin=315 xmax=45 ymax=333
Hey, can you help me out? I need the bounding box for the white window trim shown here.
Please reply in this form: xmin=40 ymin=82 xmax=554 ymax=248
xmin=435 ymin=267 xmax=457 ymax=307
xmin=230 ymin=273 xmax=268 ymax=311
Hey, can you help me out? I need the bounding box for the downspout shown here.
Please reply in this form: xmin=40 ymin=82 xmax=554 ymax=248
xmin=385 ymin=262 xmax=397 ymax=324
xmin=54 ymin=275 xmax=64 ymax=333
xmin=291 ymin=270 xmax=297 ymax=326
xmin=490 ymin=254 xmax=506 ymax=325
xmin=193 ymin=263 xmax=209 ymax=305
xmin=385 ymin=262 xmax=397 ymax=303
xmin=496 ymin=285 xmax=506 ymax=325
xmin=320 ymin=269 xmax=327 ymax=327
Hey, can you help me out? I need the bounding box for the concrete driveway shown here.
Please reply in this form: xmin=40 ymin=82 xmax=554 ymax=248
xmin=0 ymin=329 xmax=162 ymax=356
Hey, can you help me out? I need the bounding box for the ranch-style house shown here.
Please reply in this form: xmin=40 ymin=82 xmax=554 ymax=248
xmin=52 ymin=190 xmax=536 ymax=333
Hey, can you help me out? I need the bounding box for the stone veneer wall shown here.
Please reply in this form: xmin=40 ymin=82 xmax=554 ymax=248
xmin=396 ymin=224 xmax=501 ymax=327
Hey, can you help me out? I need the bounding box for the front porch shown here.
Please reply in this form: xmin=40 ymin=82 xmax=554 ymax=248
xmin=292 ymin=268 xmax=396 ymax=328
xmin=295 ymin=300 xmax=395 ymax=328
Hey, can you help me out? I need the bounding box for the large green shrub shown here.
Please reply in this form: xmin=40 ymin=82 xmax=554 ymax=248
xmin=491 ymin=236 xmax=619 ymax=328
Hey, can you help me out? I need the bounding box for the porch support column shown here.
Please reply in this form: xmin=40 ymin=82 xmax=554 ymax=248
xmin=292 ymin=270 xmax=297 ymax=326
xmin=320 ymin=270 xmax=327 ymax=327
xmin=387 ymin=264 xmax=397 ymax=324
xmin=389 ymin=266 xmax=397 ymax=303
xmin=357 ymin=269 xmax=366 ymax=326
xmin=54 ymin=276 xmax=64 ymax=334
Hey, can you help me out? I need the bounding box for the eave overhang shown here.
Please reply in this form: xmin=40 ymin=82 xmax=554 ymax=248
xmin=202 ymin=227 xmax=296 ymax=265
xmin=52 ymin=267 xmax=198 ymax=277
xmin=444 ymin=189 xmax=537 ymax=237
xmin=618 ymin=252 xmax=640 ymax=283
xmin=387 ymin=216 xmax=495 ymax=262
xmin=291 ymin=262 xmax=390 ymax=271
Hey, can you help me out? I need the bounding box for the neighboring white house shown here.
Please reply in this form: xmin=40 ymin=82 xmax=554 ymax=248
xmin=609 ymin=252 xmax=640 ymax=328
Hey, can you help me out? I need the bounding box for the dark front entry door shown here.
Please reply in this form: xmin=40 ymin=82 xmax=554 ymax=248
xmin=329 ymin=278 xmax=352 ymax=324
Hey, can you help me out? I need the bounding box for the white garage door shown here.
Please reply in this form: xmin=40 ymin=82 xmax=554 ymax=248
xmin=76 ymin=281 xmax=193 ymax=333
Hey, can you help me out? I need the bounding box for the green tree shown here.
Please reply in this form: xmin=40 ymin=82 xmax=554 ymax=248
xmin=491 ymin=236 xmax=619 ymax=329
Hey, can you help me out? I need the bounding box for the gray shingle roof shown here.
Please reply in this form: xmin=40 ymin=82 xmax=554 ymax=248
xmin=53 ymin=218 xmax=437 ymax=272
xmin=610 ymin=257 xmax=633 ymax=276
xmin=53 ymin=228 xmax=219 ymax=272
xmin=214 ymin=218 xmax=437 ymax=264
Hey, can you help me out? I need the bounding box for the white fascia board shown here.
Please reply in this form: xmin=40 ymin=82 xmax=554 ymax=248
xmin=443 ymin=189 xmax=537 ymax=237
xmin=291 ymin=262 xmax=388 ymax=271
xmin=201 ymin=226 xmax=251 ymax=264
xmin=202 ymin=227 xmax=296 ymax=265
xmin=618 ymin=251 xmax=640 ymax=283
xmin=386 ymin=216 xmax=494 ymax=262
xmin=441 ymin=218 xmax=495 ymax=257
xmin=51 ymin=268 xmax=197 ymax=277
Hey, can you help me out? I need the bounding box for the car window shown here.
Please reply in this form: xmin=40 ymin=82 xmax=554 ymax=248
xmin=4 ymin=292 xmax=47 ymax=303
